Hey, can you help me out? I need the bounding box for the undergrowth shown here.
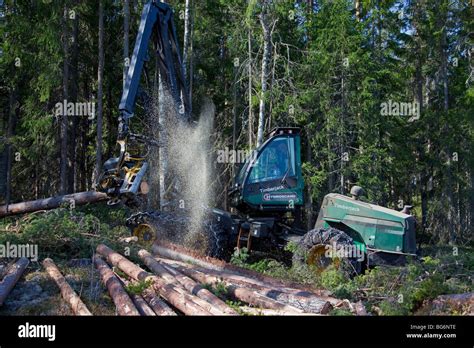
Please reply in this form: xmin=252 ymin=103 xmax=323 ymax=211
xmin=230 ymin=243 xmax=473 ymax=315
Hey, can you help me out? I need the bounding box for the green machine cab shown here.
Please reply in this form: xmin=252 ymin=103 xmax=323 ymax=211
xmin=212 ymin=126 xmax=417 ymax=270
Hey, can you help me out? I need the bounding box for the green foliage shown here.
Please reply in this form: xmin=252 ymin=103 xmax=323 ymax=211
xmin=225 ymin=300 xmax=248 ymax=315
xmin=211 ymin=282 xmax=229 ymax=299
xmin=0 ymin=208 xmax=129 ymax=260
xmin=330 ymin=308 xmax=354 ymax=316
xmin=125 ymin=279 xmax=153 ymax=296
xmin=230 ymin=247 xmax=250 ymax=266
xmin=346 ymin=246 xmax=473 ymax=315
xmin=283 ymin=241 xmax=298 ymax=254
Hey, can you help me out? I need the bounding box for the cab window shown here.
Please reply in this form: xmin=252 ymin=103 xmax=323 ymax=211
xmin=247 ymin=136 xmax=295 ymax=184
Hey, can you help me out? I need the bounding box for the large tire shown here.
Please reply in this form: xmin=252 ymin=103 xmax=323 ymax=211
xmin=292 ymin=227 xmax=363 ymax=276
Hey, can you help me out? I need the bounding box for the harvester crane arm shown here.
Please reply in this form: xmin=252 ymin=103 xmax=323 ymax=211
xmin=97 ymin=0 xmax=189 ymax=205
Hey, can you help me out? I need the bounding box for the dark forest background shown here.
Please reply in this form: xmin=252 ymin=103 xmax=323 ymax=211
xmin=0 ymin=0 xmax=472 ymax=245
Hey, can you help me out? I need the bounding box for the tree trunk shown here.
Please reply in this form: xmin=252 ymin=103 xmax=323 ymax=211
xmin=123 ymin=0 xmax=130 ymax=89
xmin=93 ymin=256 xmax=140 ymax=316
xmin=42 ymin=258 xmax=92 ymax=315
xmin=248 ymin=28 xmax=254 ymax=148
xmin=256 ymin=3 xmax=272 ymax=147
xmin=60 ymin=3 xmax=70 ymax=195
xmin=0 ymin=258 xmax=29 ymax=306
xmin=354 ymin=0 xmax=360 ymax=21
xmin=114 ymin=273 xmax=157 ymax=316
xmin=96 ymin=244 xmax=213 ymax=315
xmin=152 ymin=242 xmax=323 ymax=292
xmin=139 ymin=249 xmax=236 ymax=315
xmin=5 ymin=87 xmax=18 ymax=207
xmin=438 ymin=5 xmax=455 ymax=243
xmin=68 ymin=1 xmax=79 ymax=193
xmin=137 ymin=250 xmax=226 ymax=315
xmin=0 ymin=191 xmax=108 ymax=217
xmin=183 ymin=0 xmax=191 ymax=81
xmin=94 ymin=0 xmax=105 ymax=186
xmin=305 ymin=134 xmax=314 ymax=230
xmin=157 ymin=258 xmax=306 ymax=314
xmin=157 ymin=256 xmax=333 ymax=314
xmin=141 ymin=288 xmax=177 ymax=315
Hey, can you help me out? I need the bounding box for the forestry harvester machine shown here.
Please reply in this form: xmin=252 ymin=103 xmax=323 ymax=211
xmin=97 ymin=0 xmax=417 ymax=274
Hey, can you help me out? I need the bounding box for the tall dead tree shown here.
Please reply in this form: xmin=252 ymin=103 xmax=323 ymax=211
xmin=183 ymin=0 xmax=191 ymax=81
xmin=256 ymin=0 xmax=273 ymax=147
xmin=182 ymin=0 xmax=193 ymax=115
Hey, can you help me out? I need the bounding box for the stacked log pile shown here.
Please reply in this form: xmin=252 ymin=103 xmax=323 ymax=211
xmin=92 ymin=243 xmax=358 ymax=316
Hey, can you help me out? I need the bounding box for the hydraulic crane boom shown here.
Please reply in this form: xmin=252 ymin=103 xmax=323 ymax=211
xmin=97 ymin=0 xmax=189 ymax=205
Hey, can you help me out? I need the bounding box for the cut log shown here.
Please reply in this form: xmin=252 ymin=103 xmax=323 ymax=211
xmin=354 ymin=300 xmax=368 ymax=316
xmin=156 ymin=257 xmax=333 ymax=314
xmin=139 ymin=249 xmax=237 ymax=315
xmin=93 ymin=255 xmax=140 ymax=316
xmin=155 ymin=257 xmax=305 ymax=314
xmin=141 ymin=288 xmax=177 ymax=316
xmin=238 ymin=306 xmax=320 ymax=316
xmin=130 ymin=292 xmax=156 ymax=316
xmin=96 ymin=244 xmax=213 ymax=315
xmin=42 ymin=258 xmax=92 ymax=315
xmin=152 ymin=242 xmax=331 ymax=296
xmin=0 ymin=257 xmax=29 ymax=306
xmin=0 ymin=191 xmax=108 ymax=217
xmin=430 ymin=292 xmax=474 ymax=315
xmin=113 ymin=273 xmax=157 ymax=316
xmin=137 ymin=250 xmax=225 ymax=315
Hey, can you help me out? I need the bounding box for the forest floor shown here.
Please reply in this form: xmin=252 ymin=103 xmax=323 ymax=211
xmin=0 ymin=203 xmax=472 ymax=316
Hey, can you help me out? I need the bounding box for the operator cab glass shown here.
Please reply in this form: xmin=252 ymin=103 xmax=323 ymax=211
xmin=248 ymin=136 xmax=296 ymax=183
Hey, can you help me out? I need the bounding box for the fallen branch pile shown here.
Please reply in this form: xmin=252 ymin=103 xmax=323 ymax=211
xmin=92 ymin=243 xmax=359 ymax=316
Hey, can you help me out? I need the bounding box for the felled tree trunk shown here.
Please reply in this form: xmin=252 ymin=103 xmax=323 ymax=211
xmin=114 ymin=273 xmax=156 ymax=316
xmin=139 ymin=249 xmax=236 ymax=315
xmin=42 ymin=258 xmax=92 ymax=315
xmin=96 ymin=244 xmax=213 ymax=315
xmin=155 ymin=257 xmax=305 ymax=314
xmin=430 ymin=292 xmax=473 ymax=315
xmin=156 ymin=256 xmax=334 ymax=314
xmin=0 ymin=257 xmax=29 ymax=306
xmin=0 ymin=191 xmax=108 ymax=217
xmin=93 ymin=256 xmax=140 ymax=316
xmin=152 ymin=242 xmax=322 ymax=293
xmin=238 ymin=306 xmax=319 ymax=316
xmin=141 ymin=288 xmax=177 ymax=316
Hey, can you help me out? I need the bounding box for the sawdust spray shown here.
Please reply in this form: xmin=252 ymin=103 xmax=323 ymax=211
xmin=146 ymin=89 xmax=215 ymax=248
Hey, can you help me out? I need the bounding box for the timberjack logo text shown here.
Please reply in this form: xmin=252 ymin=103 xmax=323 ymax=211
xmin=18 ymin=322 xmax=56 ymax=342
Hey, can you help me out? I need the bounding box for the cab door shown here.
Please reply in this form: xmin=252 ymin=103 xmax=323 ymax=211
xmin=243 ymin=134 xmax=303 ymax=209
